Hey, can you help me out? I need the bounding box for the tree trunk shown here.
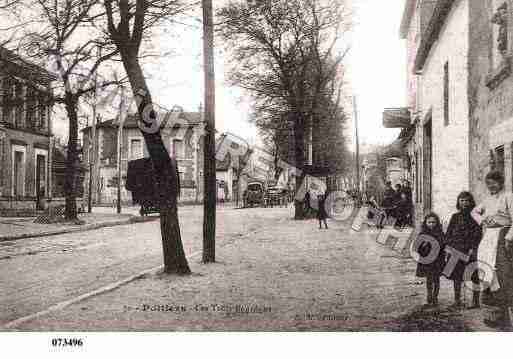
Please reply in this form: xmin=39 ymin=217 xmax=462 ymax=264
xmin=202 ymin=0 xmax=216 ymax=263
xmin=294 ymin=114 xmax=306 ymax=220
xmin=64 ymin=95 xmax=79 ymax=220
xmin=160 ymin=205 xmax=191 ymax=274
xmin=121 ymin=51 xmax=191 ymax=275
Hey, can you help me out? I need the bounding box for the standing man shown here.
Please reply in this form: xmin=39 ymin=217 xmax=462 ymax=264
xmin=304 ymin=190 xmax=311 ymax=216
xmin=382 ymin=181 xmax=396 ymax=221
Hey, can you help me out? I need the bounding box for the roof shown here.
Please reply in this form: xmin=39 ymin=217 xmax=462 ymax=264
xmin=82 ymin=111 xmax=203 ymax=132
xmin=0 ymin=45 xmax=57 ymax=82
xmin=414 ymin=0 xmax=455 ymax=72
xmin=400 ymin=0 xmax=418 ymax=39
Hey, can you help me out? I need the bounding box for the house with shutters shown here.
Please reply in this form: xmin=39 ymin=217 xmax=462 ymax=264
xmin=81 ymin=111 xmax=205 ymax=205
xmin=0 ymin=46 xmax=55 ymax=214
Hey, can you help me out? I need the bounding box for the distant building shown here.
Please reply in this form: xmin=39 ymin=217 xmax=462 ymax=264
xmin=385 ymin=157 xmax=405 ymax=187
xmin=0 ymin=46 xmax=55 ymax=214
xmin=81 ymin=111 xmax=204 ymax=205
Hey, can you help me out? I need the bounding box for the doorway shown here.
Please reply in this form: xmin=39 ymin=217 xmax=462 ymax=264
xmin=423 ymin=119 xmax=432 ymax=214
xmin=36 ymin=154 xmax=46 ymax=210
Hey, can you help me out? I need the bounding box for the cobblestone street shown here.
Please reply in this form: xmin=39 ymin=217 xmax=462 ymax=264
xmin=0 ymin=206 xmax=494 ymax=331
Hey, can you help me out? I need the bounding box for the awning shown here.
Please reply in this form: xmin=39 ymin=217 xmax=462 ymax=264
xmin=382 ymin=107 xmax=411 ymax=128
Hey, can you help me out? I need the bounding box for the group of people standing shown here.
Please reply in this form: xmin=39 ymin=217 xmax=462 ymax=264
xmin=414 ymin=170 xmax=513 ymax=329
xmin=366 ymin=181 xmax=413 ymax=229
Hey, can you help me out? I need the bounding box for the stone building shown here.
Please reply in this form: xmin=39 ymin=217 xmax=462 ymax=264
xmin=468 ymin=0 xmax=513 ymax=204
xmin=385 ymin=0 xmax=471 ymax=223
xmin=0 ymin=46 xmax=55 ymax=214
xmin=81 ymin=111 xmax=204 ymax=205
xmin=385 ymin=0 xmax=513 ymax=224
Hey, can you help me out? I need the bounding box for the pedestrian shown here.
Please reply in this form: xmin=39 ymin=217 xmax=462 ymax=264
xmin=471 ymin=170 xmax=513 ymax=329
xmin=394 ymin=183 xmax=402 ymax=201
xmin=414 ymin=212 xmax=446 ymax=307
xmin=394 ymin=192 xmax=412 ymax=229
xmin=317 ymin=193 xmax=328 ymax=229
xmin=382 ymin=181 xmax=396 ymax=221
xmin=401 ymin=180 xmax=414 ymax=225
xmin=445 ymin=191 xmax=482 ymax=309
xmin=402 ymin=180 xmax=413 ymax=201
xmin=368 ymin=195 xmax=385 ymax=229
xmin=304 ymin=190 xmax=311 ymax=216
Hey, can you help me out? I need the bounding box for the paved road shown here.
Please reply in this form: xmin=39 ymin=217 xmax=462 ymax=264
xmin=0 ymin=205 xmax=289 ymax=325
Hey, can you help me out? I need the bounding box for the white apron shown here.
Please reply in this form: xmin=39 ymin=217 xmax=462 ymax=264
xmin=478 ymin=227 xmax=502 ymax=291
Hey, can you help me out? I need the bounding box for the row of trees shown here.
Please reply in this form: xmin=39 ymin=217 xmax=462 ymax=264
xmin=1 ymin=0 xmax=202 ymax=273
xmin=1 ymin=0 xmax=353 ymax=272
xmin=217 ymin=0 xmax=352 ymax=219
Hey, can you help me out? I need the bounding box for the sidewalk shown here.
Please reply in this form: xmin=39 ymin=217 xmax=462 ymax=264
xmin=8 ymin=214 xmax=500 ymax=331
xmin=0 ymin=212 xmax=156 ymax=242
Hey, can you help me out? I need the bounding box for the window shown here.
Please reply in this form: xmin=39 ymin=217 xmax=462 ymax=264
xmin=495 ymin=145 xmax=505 ymax=174
xmin=26 ymin=88 xmax=35 ymax=128
xmin=443 ymin=61 xmax=450 ymax=126
xmin=129 ymin=138 xmax=143 ymax=160
xmin=173 ymin=139 xmax=184 ymax=159
xmin=39 ymin=103 xmax=47 ymax=130
xmin=14 ymin=82 xmax=24 ymax=128
xmin=2 ymin=77 xmax=14 ymax=124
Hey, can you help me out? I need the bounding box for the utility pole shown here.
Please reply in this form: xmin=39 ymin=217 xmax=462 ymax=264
xmin=87 ymin=48 xmax=101 ymax=213
xmin=116 ymin=86 xmax=126 ymax=214
xmin=202 ymin=0 xmax=216 ymax=263
xmin=87 ymin=85 xmax=97 ymax=213
xmin=353 ymin=96 xmax=360 ymax=199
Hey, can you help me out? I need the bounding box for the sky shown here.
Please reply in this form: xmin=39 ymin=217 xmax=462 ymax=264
xmin=49 ymin=0 xmax=408 ymax=150
xmin=348 ymin=0 xmax=406 ymax=148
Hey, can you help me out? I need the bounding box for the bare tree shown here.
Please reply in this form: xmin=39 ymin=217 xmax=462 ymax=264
xmin=2 ymin=0 xmax=121 ymax=220
xmin=103 ymin=0 xmax=192 ymax=274
xmin=218 ymin=0 xmax=351 ymax=219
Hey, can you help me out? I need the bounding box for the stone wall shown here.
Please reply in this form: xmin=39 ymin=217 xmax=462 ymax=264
xmin=420 ymin=0 xmax=470 ymax=221
xmin=468 ymin=0 xmax=513 ymax=204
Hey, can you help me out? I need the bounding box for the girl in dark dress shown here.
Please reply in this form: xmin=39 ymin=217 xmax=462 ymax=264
xmin=414 ymin=213 xmax=445 ymax=307
xmin=317 ymin=193 xmax=328 ymax=229
xmin=445 ymin=192 xmax=482 ymax=309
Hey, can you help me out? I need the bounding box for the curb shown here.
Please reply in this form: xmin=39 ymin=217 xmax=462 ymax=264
xmin=1 ymin=225 xmax=262 ymax=329
xmin=0 ymin=216 xmax=159 ymax=242
xmin=1 ymin=247 xmax=201 ymax=330
xmin=1 ymin=263 xmax=163 ymax=330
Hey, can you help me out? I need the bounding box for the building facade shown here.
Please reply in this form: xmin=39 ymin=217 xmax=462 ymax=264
xmin=0 ymin=46 xmax=55 ymax=214
xmin=82 ymin=111 xmax=205 ymax=205
xmin=386 ymin=0 xmax=513 ymax=225
xmin=385 ymin=0 xmax=471 ymax=223
xmin=468 ymin=0 xmax=513 ymax=204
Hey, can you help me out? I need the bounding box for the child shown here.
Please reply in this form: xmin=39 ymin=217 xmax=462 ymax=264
xmin=317 ymin=193 xmax=329 ymax=229
xmin=445 ymin=192 xmax=482 ymax=309
xmin=394 ymin=192 xmax=412 ymax=229
xmin=415 ymin=213 xmax=446 ymax=307
xmin=368 ymin=195 xmax=385 ymax=229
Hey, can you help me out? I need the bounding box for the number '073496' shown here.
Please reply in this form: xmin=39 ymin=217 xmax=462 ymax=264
xmin=51 ymin=338 xmax=84 ymax=347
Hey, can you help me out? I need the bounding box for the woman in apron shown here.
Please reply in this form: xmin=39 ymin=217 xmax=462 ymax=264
xmin=471 ymin=170 xmax=513 ymax=329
